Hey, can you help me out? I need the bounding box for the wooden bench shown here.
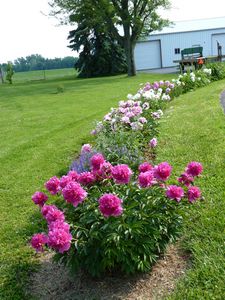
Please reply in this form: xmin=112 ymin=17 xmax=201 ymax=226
xmin=174 ymin=47 xmax=205 ymax=72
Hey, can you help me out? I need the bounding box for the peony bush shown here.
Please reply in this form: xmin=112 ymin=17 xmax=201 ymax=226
xmin=31 ymin=145 xmax=203 ymax=276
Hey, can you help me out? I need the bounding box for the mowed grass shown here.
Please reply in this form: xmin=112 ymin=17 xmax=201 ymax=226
xmin=13 ymin=68 xmax=78 ymax=83
xmin=156 ymin=81 xmax=225 ymax=299
xmin=0 ymin=70 xmax=174 ymax=299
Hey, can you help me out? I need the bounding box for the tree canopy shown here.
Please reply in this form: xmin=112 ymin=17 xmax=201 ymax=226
xmin=49 ymin=0 xmax=171 ymax=76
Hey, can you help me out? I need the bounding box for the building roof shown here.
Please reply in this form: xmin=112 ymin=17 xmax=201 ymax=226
xmin=152 ymin=16 xmax=225 ymax=35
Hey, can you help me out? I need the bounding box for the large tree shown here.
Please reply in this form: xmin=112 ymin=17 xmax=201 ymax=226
xmin=67 ymin=0 xmax=127 ymax=77
xmin=49 ymin=0 xmax=171 ymax=76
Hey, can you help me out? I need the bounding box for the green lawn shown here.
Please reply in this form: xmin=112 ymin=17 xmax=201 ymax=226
xmin=13 ymin=68 xmax=77 ymax=83
xmin=0 ymin=71 xmax=174 ymax=299
xmin=156 ymin=81 xmax=225 ymax=299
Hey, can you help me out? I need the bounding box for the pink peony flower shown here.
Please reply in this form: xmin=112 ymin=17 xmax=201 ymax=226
xmin=48 ymin=228 xmax=72 ymax=253
xmin=67 ymin=170 xmax=80 ymax=181
xmin=186 ymin=162 xmax=203 ymax=177
xmin=62 ymin=181 xmax=87 ymax=207
xmin=153 ymin=162 xmax=172 ymax=181
xmin=138 ymin=171 xmax=155 ymax=188
xmin=99 ymin=193 xmax=123 ymax=218
xmin=48 ymin=220 xmax=70 ymax=233
xmin=45 ymin=176 xmax=61 ymax=195
xmin=139 ymin=117 xmax=147 ymax=124
xmin=90 ymin=153 xmax=105 ymax=171
xmin=138 ymin=162 xmax=153 ymax=173
xmin=31 ymin=233 xmax=48 ymax=252
xmin=166 ymin=185 xmax=184 ymax=202
xmin=59 ymin=175 xmax=73 ymax=189
xmin=41 ymin=205 xmax=65 ymax=224
xmin=187 ymin=186 xmax=201 ymax=203
xmin=111 ymin=164 xmax=132 ymax=184
xmin=78 ymin=171 xmax=95 ymax=186
xmin=94 ymin=162 xmax=113 ymax=180
xmin=149 ymin=138 xmax=157 ymax=148
xmin=32 ymin=191 xmax=48 ymax=207
xmin=81 ymin=144 xmax=92 ymax=153
xmin=178 ymin=172 xmax=194 ymax=187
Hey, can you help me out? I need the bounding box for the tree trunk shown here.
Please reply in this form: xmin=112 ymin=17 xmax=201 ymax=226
xmin=123 ymin=23 xmax=136 ymax=77
xmin=124 ymin=39 xmax=136 ymax=76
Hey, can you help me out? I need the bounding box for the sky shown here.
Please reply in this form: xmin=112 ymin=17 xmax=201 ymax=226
xmin=0 ymin=0 xmax=225 ymax=64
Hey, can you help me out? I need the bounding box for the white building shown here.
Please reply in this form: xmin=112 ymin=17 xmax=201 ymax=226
xmin=134 ymin=16 xmax=225 ymax=70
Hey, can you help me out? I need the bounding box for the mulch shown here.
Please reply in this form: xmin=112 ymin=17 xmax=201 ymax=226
xmin=28 ymin=243 xmax=190 ymax=300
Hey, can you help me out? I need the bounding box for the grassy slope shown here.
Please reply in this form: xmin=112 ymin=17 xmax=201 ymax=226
xmin=156 ymin=81 xmax=225 ymax=299
xmin=0 ymin=72 xmax=173 ymax=299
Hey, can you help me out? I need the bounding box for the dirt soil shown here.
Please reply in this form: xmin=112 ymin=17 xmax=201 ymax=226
xmin=28 ymin=243 xmax=190 ymax=300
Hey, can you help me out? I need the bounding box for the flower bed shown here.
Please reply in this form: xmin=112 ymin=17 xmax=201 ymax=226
xmin=30 ymin=67 xmax=213 ymax=276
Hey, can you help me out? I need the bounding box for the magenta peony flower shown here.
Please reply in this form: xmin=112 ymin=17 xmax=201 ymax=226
xmin=166 ymin=185 xmax=184 ymax=202
xmin=31 ymin=233 xmax=48 ymax=252
xmin=48 ymin=228 xmax=72 ymax=253
xmin=138 ymin=171 xmax=155 ymax=188
xmin=81 ymin=143 xmax=92 ymax=153
xmin=62 ymin=181 xmax=87 ymax=207
xmin=186 ymin=162 xmax=203 ymax=177
xmin=138 ymin=162 xmax=153 ymax=173
xmin=59 ymin=175 xmax=73 ymax=189
xmin=94 ymin=162 xmax=113 ymax=180
xmin=178 ymin=172 xmax=194 ymax=187
xmin=153 ymin=162 xmax=172 ymax=181
xmin=99 ymin=193 xmax=123 ymax=218
xmin=139 ymin=117 xmax=147 ymax=124
xmin=67 ymin=170 xmax=80 ymax=181
xmin=32 ymin=191 xmax=48 ymax=207
xmin=45 ymin=176 xmax=61 ymax=195
xmin=90 ymin=153 xmax=105 ymax=171
xmin=48 ymin=220 xmax=70 ymax=233
xmin=41 ymin=205 xmax=65 ymax=224
xmin=78 ymin=171 xmax=95 ymax=186
xmin=111 ymin=164 xmax=132 ymax=184
xmin=149 ymin=138 xmax=157 ymax=148
xmin=187 ymin=186 xmax=201 ymax=203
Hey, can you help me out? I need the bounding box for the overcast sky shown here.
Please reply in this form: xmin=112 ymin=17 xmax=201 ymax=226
xmin=0 ymin=0 xmax=225 ymax=64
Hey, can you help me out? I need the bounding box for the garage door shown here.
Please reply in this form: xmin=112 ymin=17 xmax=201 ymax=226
xmin=212 ymin=34 xmax=225 ymax=56
xmin=134 ymin=40 xmax=162 ymax=70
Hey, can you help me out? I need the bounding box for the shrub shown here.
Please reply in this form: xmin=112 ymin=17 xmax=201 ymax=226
xmin=206 ymin=62 xmax=225 ymax=81
xmin=31 ymin=150 xmax=203 ymax=277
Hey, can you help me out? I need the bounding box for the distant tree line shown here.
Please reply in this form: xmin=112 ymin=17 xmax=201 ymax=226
xmin=0 ymin=54 xmax=78 ymax=73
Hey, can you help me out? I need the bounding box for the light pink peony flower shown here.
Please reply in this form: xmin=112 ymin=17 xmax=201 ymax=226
xmin=99 ymin=193 xmax=123 ymax=218
xmin=166 ymin=185 xmax=184 ymax=202
xmin=153 ymin=162 xmax=172 ymax=181
xmin=81 ymin=144 xmax=92 ymax=153
xmin=41 ymin=205 xmax=65 ymax=224
xmin=149 ymin=138 xmax=157 ymax=148
xmin=62 ymin=181 xmax=87 ymax=207
xmin=186 ymin=162 xmax=203 ymax=177
xmin=48 ymin=228 xmax=72 ymax=253
xmin=178 ymin=172 xmax=194 ymax=187
xmin=187 ymin=186 xmax=201 ymax=203
xmin=111 ymin=164 xmax=133 ymax=184
xmin=32 ymin=191 xmax=48 ymax=207
xmin=139 ymin=117 xmax=147 ymax=124
xmin=138 ymin=162 xmax=153 ymax=173
xmin=78 ymin=171 xmax=95 ymax=186
xmin=138 ymin=171 xmax=155 ymax=188
xmin=31 ymin=233 xmax=48 ymax=252
xmin=90 ymin=153 xmax=105 ymax=171
xmin=45 ymin=176 xmax=61 ymax=195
